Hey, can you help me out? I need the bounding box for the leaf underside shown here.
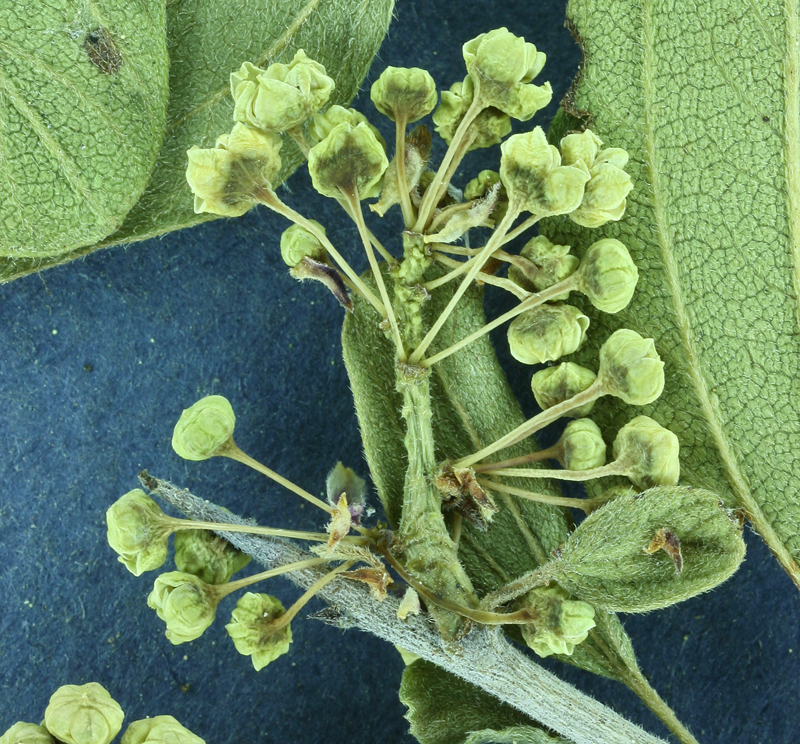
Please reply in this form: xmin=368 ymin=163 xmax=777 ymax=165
xmin=0 ymin=0 xmax=169 ymax=259
xmin=0 ymin=0 xmax=395 ymax=282
xmin=400 ymin=659 xmax=570 ymax=744
xmin=545 ymin=0 xmax=800 ymax=586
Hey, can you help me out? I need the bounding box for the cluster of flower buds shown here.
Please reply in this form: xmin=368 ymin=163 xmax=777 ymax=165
xmin=0 ymin=684 xmax=203 ymax=744
xmin=506 ymin=238 xmax=639 ymax=365
xmin=186 ymin=49 xmax=338 ymax=218
xmin=107 ymin=395 xmax=379 ymax=668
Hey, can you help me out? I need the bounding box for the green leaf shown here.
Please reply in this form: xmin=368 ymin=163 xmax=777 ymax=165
xmin=544 ymin=0 xmax=800 ymax=586
xmin=400 ymin=659 xmax=571 ymax=744
xmin=0 ymin=0 xmax=395 ymax=282
xmin=0 ymin=0 xmax=169 ymax=259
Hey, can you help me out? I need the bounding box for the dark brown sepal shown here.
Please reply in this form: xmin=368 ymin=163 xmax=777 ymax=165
xmin=645 ymin=527 xmax=683 ymax=574
xmin=435 ymin=461 xmax=498 ymax=531
xmin=290 ymin=257 xmax=352 ymax=310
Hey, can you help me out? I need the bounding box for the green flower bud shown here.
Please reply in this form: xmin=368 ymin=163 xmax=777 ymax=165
xmin=545 ymin=486 xmax=745 ymax=612
xmin=464 ymin=170 xmax=508 ymax=222
xmin=147 ymin=572 xmax=221 ymax=645
xmin=307 ymin=122 xmax=388 ymax=200
xmin=106 ymin=489 xmax=171 ymax=576
xmin=121 ymin=716 xmax=205 ymax=744
xmin=507 ymin=304 xmax=589 ymax=365
xmin=575 ymin=239 xmax=638 ymax=313
xmin=44 ymin=683 xmax=124 ymax=744
xmin=508 ymin=235 xmax=579 ymax=300
xmin=531 ymin=362 xmax=597 ymax=417
xmin=500 ymin=128 xmax=590 ymax=216
xmin=0 ymin=723 xmax=54 ymax=744
xmin=559 ymin=418 xmax=606 ymax=471
xmin=560 ymin=130 xmax=632 ymax=227
xmin=371 ymin=66 xmax=437 ymax=123
xmin=185 ymin=124 xmax=282 ymax=217
xmin=613 ymin=416 xmax=680 ymax=489
xmin=172 ymin=395 xmax=236 ymax=461
xmin=308 ymin=105 xmax=386 ymax=150
xmin=225 ymin=592 xmax=292 ymax=671
xmin=174 ymin=529 xmax=250 ymax=585
xmin=230 ymin=51 xmax=335 ymax=132
xmin=280 ymin=220 xmax=328 ymax=267
xmin=519 ymin=585 xmax=595 ymax=658
xmin=597 ymin=329 xmax=665 ymax=405
xmin=432 ymin=77 xmax=511 ymax=152
xmin=326 ymin=461 xmax=368 ymax=524
xmin=462 ymin=28 xmax=552 ymax=120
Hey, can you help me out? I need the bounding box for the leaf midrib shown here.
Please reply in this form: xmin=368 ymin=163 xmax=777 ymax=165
xmin=640 ymin=0 xmax=800 ymax=582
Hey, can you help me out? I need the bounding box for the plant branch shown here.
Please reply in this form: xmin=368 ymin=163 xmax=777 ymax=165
xmin=139 ymin=472 xmax=669 ymax=744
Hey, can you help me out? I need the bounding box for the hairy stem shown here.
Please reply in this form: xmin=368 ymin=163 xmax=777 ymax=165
xmin=142 ymin=473 xmax=669 ymax=744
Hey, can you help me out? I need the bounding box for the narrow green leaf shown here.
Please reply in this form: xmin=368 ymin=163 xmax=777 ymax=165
xmin=544 ymin=0 xmax=800 ymax=586
xmin=400 ymin=659 xmax=570 ymax=744
xmin=0 ymin=0 xmax=169 ymax=259
xmin=0 ymin=0 xmax=395 ymax=282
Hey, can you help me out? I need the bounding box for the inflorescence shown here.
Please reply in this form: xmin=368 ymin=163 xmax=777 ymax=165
xmin=99 ymin=28 xmax=742 ymax=671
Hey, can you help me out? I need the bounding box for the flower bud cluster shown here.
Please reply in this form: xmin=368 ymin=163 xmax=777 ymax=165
xmin=2 ymin=684 xmax=204 ymax=744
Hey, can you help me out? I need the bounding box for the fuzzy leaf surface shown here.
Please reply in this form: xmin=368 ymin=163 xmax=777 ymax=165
xmin=1 ymin=0 xmax=394 ymax=282
xmin=400 ymin=659 xmax=570 ymax=744
xmin=545 ymin=0 xmax=800 ymax=585
xmin=0 ymin=0 xmax=169 ymax=259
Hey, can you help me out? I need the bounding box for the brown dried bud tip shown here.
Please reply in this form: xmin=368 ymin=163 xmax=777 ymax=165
xmin=645 ymin=528 xmax=683 ymax=574
xmin=435 ymin=461 xmax=497 ymax=531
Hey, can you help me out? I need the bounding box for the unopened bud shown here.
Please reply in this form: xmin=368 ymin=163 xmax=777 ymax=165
xmin=106 ymin=489 xmax=171 ymax=576
xmin=186 ymin=124 xmax=282 ymax=217
xmin=560 ymin=130 xmax=632 ymax=227
xmin=507 ymin=304 xmax=589 ymax=365
xmin=0 ymin=724 xmax=53 ymax=744
xmin=230 ymin=51 xmax=334 ymax=132
xmin=576 ymin=239 xmax=638 ymax=313
xmin=613 ymin=416 xmax=680 ymax=489
xmin=462 ymin=28 xmax=552 ymax=121
xmin=558 ymin=419 xmax=606 ymax=471
xmin=500 ymin=128 xmax=589 ymax=216
xmin=531 ymin=362 xmax=597 ymax=416
xmin=147 ymin=572 xmax=221 ymax=644
xmin=597 ymin=330 xmax=665 ymax=405
xmin=464 ymin=170 xmax=508 ymax=222
xmin=225 ymin=592 xmax=292 ymax=671
xmin=371 ymin=67 xmax=437 ymax=123
xmin=519 ymin=585 xmax=595 ymax=658
xmin=508 ymin=235 xmax=579 ymax=299
xmin=308 ymin=122 xmax=388 ymax=200
xmin=44 ymin=683 xmax=124 ymax=744
xmin=432 ymin=77 xmax=511 ymax=152
xmin=308 ymin=105 xmax=386 ymax=150
xmin=172 ymin=395 xmax=236 ymax=461
xmin=120 ymin=716 xmax=205 ymax=744
xmin=545 ymin=486 xmax=745 ymax=612
xmin=326 ymin=462 xmax=368 ymax=524
xmin=280 ymin=221 xmax=328 ymax=267
xmin=174 ymin=529 xmax=251 ymax=585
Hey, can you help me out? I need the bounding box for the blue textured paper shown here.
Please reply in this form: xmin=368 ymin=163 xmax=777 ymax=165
xmin=1 ymin=2 xmax=797 ymax=743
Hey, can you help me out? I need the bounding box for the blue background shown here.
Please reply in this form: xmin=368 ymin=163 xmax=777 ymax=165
xmin=1 ymin=1 xmax=797 ymax=742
